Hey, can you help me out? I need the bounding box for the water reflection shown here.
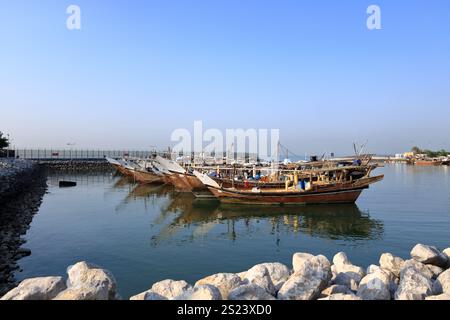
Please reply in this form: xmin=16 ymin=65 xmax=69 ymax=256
xmin=122 ymin=183 xmax=384 ymax=245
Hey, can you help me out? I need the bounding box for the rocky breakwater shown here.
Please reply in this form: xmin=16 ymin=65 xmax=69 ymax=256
xmin=40 ymin=160 xmax=112 ymax=172
xmin=0 ymin=159 xmax=47 ymax=296
xmin=2 ymin=243 xmax=450 ymax=300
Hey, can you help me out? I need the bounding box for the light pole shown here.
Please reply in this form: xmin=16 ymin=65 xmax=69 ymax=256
xmin=67 ymin=142 xmax=76 ymax=160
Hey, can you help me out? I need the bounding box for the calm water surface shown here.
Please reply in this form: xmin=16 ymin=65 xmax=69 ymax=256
xmin=17 ymin=164 xmax=450 ymax=298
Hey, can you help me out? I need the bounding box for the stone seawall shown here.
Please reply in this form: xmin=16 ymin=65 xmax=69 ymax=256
xmin=0 ymin=160 xmax=44 ymax=203
xmin=2 ymin=243 xmax=450 ymax=300
xmin=39 ymin=159 xmax=112 ymax=172
xmin=0 ymin=159 xmax=47 ymax=295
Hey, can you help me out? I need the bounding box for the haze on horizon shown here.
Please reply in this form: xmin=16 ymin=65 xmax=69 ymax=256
xmin=1 ymin=0 xmax=449 ymax=156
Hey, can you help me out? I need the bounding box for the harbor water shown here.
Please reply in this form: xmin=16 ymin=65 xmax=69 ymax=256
xmin=14 ymin=164 xmax=450 ymax=298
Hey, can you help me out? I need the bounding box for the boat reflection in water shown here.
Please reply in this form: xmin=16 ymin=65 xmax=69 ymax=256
xmin=123 ymin=184 xmax=384 ymax=246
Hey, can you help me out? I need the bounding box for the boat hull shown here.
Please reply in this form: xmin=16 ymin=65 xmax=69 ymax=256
xmin=129 ymin=170 xmax=165 ymax=184
xmin=167 ymin=173 xmax=193 ymax=192
xmin=207 ymin=187 xmax=364 ymax=205
xmin=114 ymin=164 xmax=134 ymax=177
xmin=414 ymin=160 xmax=442 ymax=166
xmin=206 ymin=175 xmax=384 ymax=205
xmin=169 ymin=173 xmax=208 ymax=192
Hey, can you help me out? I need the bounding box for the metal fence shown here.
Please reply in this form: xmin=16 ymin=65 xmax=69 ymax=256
xmin=13 ymin=149 xmax=154 ymax=160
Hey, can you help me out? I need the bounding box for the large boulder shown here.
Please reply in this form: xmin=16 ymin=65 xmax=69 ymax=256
xmin=151 ymin=279 xmax=192 ymax=299
xmin=333 ymin=252 xmax=350 ymax=266
xmin=433 ymin=269 xmax=450 ymax=295
xmin=247 ymin=262 xmax=290 ymax=292
xmin=332 ymin=252 xmax=365 ymax=290
xmin=173 ymin=285 xmax=222 ymax=300
xmin=129 ymin=290 xmax=167 ymax=300
xmin=400 ymin=259 xmax=433 ymax=280
xmin=292 ymin=253 xmax=315 ymax=272
xmin=410 ymin=244 xmax=448 ymax=268
xmin=195 ymin=273 xmax=244 ymax=300
xmin=243 ymin=265 xmax=275 ymax=295
xmin=295 ymin=255 xmax=331 ymax=283
xmin=1 ymin=276 xmax=66 ymax=300
xmin=318 ymin=293 xmax=362 ymax=300
xmin=357 ymin=270 xmax=391 ymax=300
xmin=228 ymin=284 xmax=276 ymax=300
xmin=66 ymin=261 xmax=118 ymax=300
xmin=379 ymin=253 xmax=404 ymax=278
xmin=395 ymin=267 xmax=433 ymax=300
xmin=278 ymin=255 xmax=331 ymax=300
xmin=278 ymin=274 xmax=326 ymax=300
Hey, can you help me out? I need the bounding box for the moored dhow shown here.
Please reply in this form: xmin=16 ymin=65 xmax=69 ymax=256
xmin=193 ymin=168 xmax=384 ymax=205
xmin=106 ymin=157 xmax=166 ymax=184
xmin=155 ymin=156 xmax=207 ymax=192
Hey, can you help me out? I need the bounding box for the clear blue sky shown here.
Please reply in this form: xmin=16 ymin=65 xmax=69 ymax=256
xmin=1 ymin=0 xmax=449 ymax=155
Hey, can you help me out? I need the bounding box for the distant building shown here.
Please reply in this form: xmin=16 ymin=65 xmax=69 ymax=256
xmin=403 ymin=152 xmax=415 ymax=158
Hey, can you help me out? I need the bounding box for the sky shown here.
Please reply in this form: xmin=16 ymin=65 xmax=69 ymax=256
xmin=1 ymin=0 xmax=449 ymax=155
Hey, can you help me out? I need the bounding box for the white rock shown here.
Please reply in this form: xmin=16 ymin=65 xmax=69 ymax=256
xmin=129 ymin=290 xmax=167 ymax=300
xmin=278 ymin=255 xmax=331 ymax=300
xmin=228 ymin=284 xmax=276 ymax=300
xmin=292 ymin=252 xmax=315 ymax=272
xmin=278 ymin=274 xmax=326 ymax=300
xmin=410 ymin=244 xmax=448 ymax=268
xmin=173 ymin=284 xmax=222 ymax=300
xmin=66 ymin=261 xmax=118 ymax=300
xmin=366 ymin=265 xmax=382 ymax=274
xmin=318 ymin=293 xmax=362 ymax=300
xmin=433 ymin=269 xmax=450 ymax=295
xmin=379 ymin=253 xmax=404 ymax=278
xmin=298 ymin=255 xmax=331 ymax=283
xmin=243 ymin=265 xmax=275 ymax=295
xmin=332 ymin=252 xmax=365 ymax=289
xmin=425 ymin=293 xmax=450 ymax=300
xmin=400 ymin=259 xmax=433 ymax=280
xmin=333 ymin=252 xmax=350 ymax=267
xmin=395 ymin=267 xmax=433 ymax=300
xmin=151 ymin=279 xmax=192 ymax=299
xmin=1 ymin=277 xmax=66 ymax=300
xmin=357 ymin=270 xmax=391 ymax=300
xmin=195 ymin=273 xmax=244 ymax=300
xmin=249 ymin=262 xmax=290 ymax=291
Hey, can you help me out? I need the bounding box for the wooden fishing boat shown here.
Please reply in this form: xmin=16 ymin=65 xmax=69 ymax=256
xmin=209 ymin=164 xmax=377 ymax=190
xmin=414 ymin=159 xmax=442 ymax=166
xmin=194 ymin=171 xmax=384 ymax=205
xmin=155 ymin=156 xmax=208 ymax=192
xmin=105 ymin=157 xmax=134 ymax=177
xmin=128 ymin=168 xmax=165 ymax=184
